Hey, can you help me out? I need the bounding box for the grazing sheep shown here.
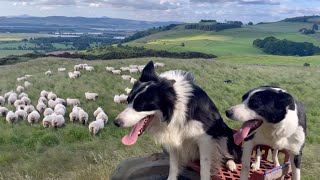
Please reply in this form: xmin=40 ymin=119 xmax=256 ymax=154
xmin=66 ymin=98 xmax=80 ymax=107
xmin=16 ymin=86 xmax=25 ymax=93
xmin=125 ymin=87 xmax=132 ymax=94
xmin=28 ymin=110 xmax=40 ymax=124
xmin=72 ymin=106 xmax=82 ymax=115
xmin=48 ymin=99 xmax=58 ymax=109
xmin=74 ymin=65 xmax=81 ymax=71
xmin=45 ymin=70 xmax=52 ymax=76
xmin=25 ymin=105 xmax=35 ymax=114
xmin=40 ymin=90 xmax=49 ymax=98
xmin=0 ymin=107 xmax=8 ymax=116
xmin=8 ymin=93 xmax=18 ymax=105
xmin=155 ymin=62 xmax=165 ymax=67
xmin=121 ymin=75 xmax=131 ymax=81
xmin=114 ymin=94 xmax=128 ymax=104
xmin=130 ymin=78 xmax=137 ymax=84
xmin=56 ymin=98 xmax=66 ymax=105
xmin=93 ymin=107 xmax=103 ymax=117
xmin=25 ymin=75 xmax=32 ymax=78
xmin=69 ymin=111 xmax=78 ymax=123
xmin=120 ymin=67 xmax=130 ymax=72
xmin=68 ymin=72 xmax=78 ymax=79
xmin=4 ymin=91 xmax=13 ymax=99
xmin=138 ymin=65 xmax=146 ymax=72
xmin=129 ymin=65 xmax=139 ymax=69
xmin=43 ymin=115 xmax=54 ymax=128
xmin=16 ymin=105 xmax=25 ymax=110
xmin=114 ymin=95 xmax=121 ymax=104
xmin=112 ymin=70 xmax=121 ymax=75
xmin=54 ymin=104 xmax=66 ymax=112
xmin=0 ymin=96 xmax=4 ymax=106
xmin=129 ymin=68 xmax=139 ymax=74
xmin=21 ymin=96 xmax=31 ymax=105
xmin=85 ymin=92 xmax=98 ymax=101
xmin=17 ymin=77 xmax=27 ymax=82
xmin=96 ymin=111 xmax=108 ymax=123
xmin=38 ymin=97 xmax=48 ymax=105
xmin=105 ymin=66 xmax=115 ymax=71
xmin=24 ymin=81 xmax=32 ymax=89
xmin=14 ymin=99 xmax=25 ymax=108
xmin=85 ymin=66 xmax=95 ymax=72
xmin=36 ymin=102 xmax=46 ymax=114
xmin=18 ymin=92 xmax=28 ymax=99
xmin=55 ymin=108 xmax=66 ymax=116
xmin=15 ymin=109 xmax=27 ymax=121
xmin=58 ymin=68 xmax=66 ymax=72
xmin=78 ymin=109 xmax=89 ymax=125
xmin=51 ymin=115 xmax=65 ymax=128
xmin=47 ymin=92 xmax=57 ymax=100
xmin=6 ymin=111 xmax=18 ymax=124
xmin=73 ymin=71 xmax=81 ymax=78
xmin=88 ymin=119 xmax=105 ymax=135
xmin=44 ymin=108 xmax=54 ymax=116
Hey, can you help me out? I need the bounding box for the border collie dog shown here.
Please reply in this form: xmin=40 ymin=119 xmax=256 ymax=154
xmin=114 ymin=61 xmax=241 ymax=180
xmin=226 ymin=86 xmax=306 ymax=180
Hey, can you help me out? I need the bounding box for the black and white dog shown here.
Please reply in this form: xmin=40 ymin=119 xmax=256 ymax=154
xmin=114 ymin=61 xmax=241 ymax=180
xmin=226 ymin=86 xmax=306 ymax=180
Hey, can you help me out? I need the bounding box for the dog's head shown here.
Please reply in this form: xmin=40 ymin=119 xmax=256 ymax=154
xmin=225 ymin=86 xmax=295 ymax=145
xmin=113 ymin=61 xmax=176 ymax=146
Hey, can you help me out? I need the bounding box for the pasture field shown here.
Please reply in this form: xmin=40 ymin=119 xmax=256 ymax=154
xmin=0 ymin=50 xmax=34 ymax=58
xmin=0 ymin=57 xmax=319 ymax=179
xmin=0 ymin=33 xmax=49 ymax=41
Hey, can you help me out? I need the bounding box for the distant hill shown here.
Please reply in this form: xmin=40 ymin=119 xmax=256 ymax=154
xmin=282 ymin=15 xmax=320 ymax=23
xmin=0 ymin=16 xmax=181 ymax=33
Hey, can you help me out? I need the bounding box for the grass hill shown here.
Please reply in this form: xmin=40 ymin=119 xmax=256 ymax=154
xmin=125 ymin=18 xmax=320 ymax=57
xmin=0 ymin=56 xmax=319 ymax=179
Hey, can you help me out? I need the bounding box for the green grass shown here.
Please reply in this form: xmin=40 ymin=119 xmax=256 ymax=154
xmin=0 ymin=50 xmax=34 ymax=58
xmin=0 ymin=56 xmax=319 ymax=179
xmin=0 ymin=33 xmax=49 ymax=41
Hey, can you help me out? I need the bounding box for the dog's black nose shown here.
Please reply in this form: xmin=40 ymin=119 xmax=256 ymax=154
xmin=113 ymin=119 xmax=124 ymax=127
xmin=225 ymin=110 xmax=233 ymax=118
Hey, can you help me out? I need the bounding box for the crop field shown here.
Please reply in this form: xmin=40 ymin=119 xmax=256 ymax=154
xmin=0 ymin=33 xmax=49 ymax=41
xmin=0 ymin=56 xmax=318 ymax=179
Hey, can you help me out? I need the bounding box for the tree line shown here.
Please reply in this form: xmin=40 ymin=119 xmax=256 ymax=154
xmin=253 ymin=36 xmax=320 ymax=56
xmin=184 ymin=21 xmax=242 ymax=32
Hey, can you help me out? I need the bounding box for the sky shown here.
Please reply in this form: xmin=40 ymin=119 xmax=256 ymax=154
xmin=0 ymin=0 xmax=319 ymax=23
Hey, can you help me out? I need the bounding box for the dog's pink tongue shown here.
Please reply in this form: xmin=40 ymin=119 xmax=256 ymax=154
xmin=233 ymin=121 xmax=256 ymax=145
xmin=121 ymin=120 xmax=145 ymax=146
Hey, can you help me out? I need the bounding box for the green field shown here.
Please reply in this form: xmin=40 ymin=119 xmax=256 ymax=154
xmin=0 ymin=50 xmax=35 ymax=58
xmin=128 ymin=22 xmax=320 ymax=57
xmin=0 ymin=33 xmax=49 ymax=41
xmin=0 ymin=56 xmax=319 ymax=179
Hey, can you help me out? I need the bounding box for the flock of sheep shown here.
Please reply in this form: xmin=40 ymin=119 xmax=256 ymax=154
xmin=0 ymin=61 xmax=165 ymax=135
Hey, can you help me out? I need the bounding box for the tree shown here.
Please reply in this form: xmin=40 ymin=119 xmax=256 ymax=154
xmin=181 ymin=43 xmax=185 ymax=47
xmin=312 ymin=23 xmax=318 ymax=31
xmin=248 ymin=22 xmax=253 ymax=25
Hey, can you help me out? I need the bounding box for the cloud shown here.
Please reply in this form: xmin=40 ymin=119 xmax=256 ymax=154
xmin=189 ymin=0 xmax=280 ymax=5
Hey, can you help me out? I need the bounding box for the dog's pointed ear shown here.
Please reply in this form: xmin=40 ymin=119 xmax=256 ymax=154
xmin=140 ymin=61 xmax=157 ymax=82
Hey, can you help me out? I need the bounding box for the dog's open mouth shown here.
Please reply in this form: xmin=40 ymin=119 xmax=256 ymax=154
xmin=233 ymin=119 xmax=263 ymax=145
xmin=121 ymin=115 xmax=154 ymax=146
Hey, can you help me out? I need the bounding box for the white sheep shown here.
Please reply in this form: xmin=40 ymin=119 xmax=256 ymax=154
xmin=51 ymin=115 xmax=65 ymax=128
xmin=14 ymin=99 xmax=25 ymax=108
xmin=25 ymin=105 xmax=35 ymax=114
xmin=16 ymin=86 xmax=25 ymax=94
xmin=114 ymin=94 xmax=128 ymax=104
xmin=105 ymin=66 xmax=115 ymax=71
xmin=125 ymin=87 xmax=132 ymax=94
xmin=43 ymin=115 xmax=54 ymax=128
xmin=129 ymin=69 xmax=139 ymax=74
xmin=58 ymin=68 xmax=66 ymax=72
xmin=0 ymin=107 xmax=8 ymax=117
xmin=130 ymin=78 xmax=137 ymax=84
xmin=54 ymin=104 xmax=66 ymax=112
xmin=138 ymin=65 xmax=146 ymax=72
xmin=72 ymin=106 xmax=82 ymax=115
xmin=88 ymin=119 xmax=105 ymax=135
xmin=120 ymin=67 xmax=130 ymax=72
xmin=85 ymin=66 xmax=95 ymax=72
xmin=112 ymin=70 xmax=121 ymax=75
xmin=114 ymin=95 xmax=121 ymax=104
xmin=18 ymin=92 xmax=28 ymax=99
xmin=78 ymin=109 xmax=89 ymax=125
xmin=73 ymin=71 xmax=81 ymax=78
xmin=6 ymin=111 xmax=18 ymax=124
xmin=155 ymin=62 xmax=165 ymax=67
xmin=36 ymin=102 xmax=47 ymax=114
xmin=96 ymin=111 xmax=108 ymax=123
xmin=93 ymin=107 xmax=103 ymax=117
xmin=21 ymin=96 xmax=31 ymax=105
xmin=47 ymin=92 xmax=57 ymax=100
xmin=66 ymin=98 xmax=80 ymax=106
xmin=38 ymin=97 xmax=48 ymax=105
xmin=8 ymin=93 xmax=17 ymax=105
xmin=69 ymin=111 xmax=78 ymax=123
xmin=55 ymin=108 xmax=66 ymax=116
xmin=121 ymin=75 xmax=131 ymax=81
xmin=4 ymin=90 xmax=13 ymax=99
xmin=40 ymin=90 xmax=49 ymax=98
xmin=85 ymin=92 xmax=98 ymax=101
xmin=0 ymin=96 xmax=4 ymax=106
xmin=68 ymin=72 xmax=78 ymax=79
xmin=44 ymin=108 xmax=54 ymax=116
xmin=17 ymin=77 xmax=27 ymax=82
xmin=45 ymin=70 xmax=52 ymax=76
xmin=16 ymin=105 xmax=26 ymax=111
xmin=25 ymin=75 xmax=32 ymax=78
xmin=129 ymin=65 xmax=139 ymax=69
xmin=24 ymin=81 xmax=32 ymax=89
xmin=28 ymin=110 xmax=40 ymax=124
xmin=15 ymin=109 xmax=27 ymax=121
xmin=48 ymin=99 xmax=58 ymax=109
xmin=56 ymin=98 xmax=66 ymax=105
xmin=74 ymin=65 xmax=81 ymax=71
